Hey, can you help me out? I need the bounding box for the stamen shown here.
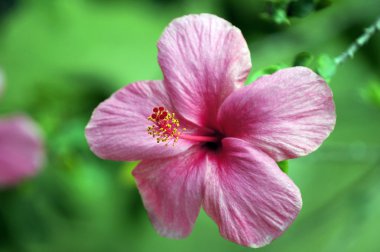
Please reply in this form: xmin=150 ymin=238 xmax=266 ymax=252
xmin=147 ymin=106 xmax=184 ymax=146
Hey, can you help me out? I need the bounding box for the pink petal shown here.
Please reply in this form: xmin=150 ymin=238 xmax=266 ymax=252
xmin=203 ymin=138 xmax=302 ymax=248
xmin=158 ymin=14 xmax=251 ymax=128
xmin=218 ymin=67 xmax=336 ymax=161
xmin=132 ymin=146 xmax=206 ymax=238
xmin=85 ymin=80 xmax=194 ymax=161
xmin=0 ymin=116 xmax=44 ymax=187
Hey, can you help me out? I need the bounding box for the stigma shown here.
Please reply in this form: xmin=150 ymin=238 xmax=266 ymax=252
xmin=147 ymin=106 xmax=185 ymax=146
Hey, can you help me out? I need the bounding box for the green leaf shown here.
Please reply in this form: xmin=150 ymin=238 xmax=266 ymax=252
xmin=316 ymin=54 xmax=337 ymax=83
xmin=287 ymin=0 xmax=315 ymax=18
xmin=277 ymin=160 xmax=289 ymax=173
xmin=246 ymin=64 xmax=288 ymax=84
xmin=315 ymin=0 xmax=333 ymax=10
xmin=263 ymin=0 xmax=334 ymax=24
xmin=261 ymin=0 xmax=291 ymax=25
xmin=293 ymin=51 xmax=314 ymax=67
xmin=361 ymin=81 xmax=380 ymax=108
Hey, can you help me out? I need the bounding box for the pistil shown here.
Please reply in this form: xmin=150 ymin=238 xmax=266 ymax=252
xmin=179 ymin=134 xmax=218 ymax=143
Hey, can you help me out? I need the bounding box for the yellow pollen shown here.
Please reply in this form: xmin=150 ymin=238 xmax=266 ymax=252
xmin=147 ymin=106 xmax=185 ymax=146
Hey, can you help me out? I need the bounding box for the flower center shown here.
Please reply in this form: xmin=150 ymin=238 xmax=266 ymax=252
xmin=201 ymin=131 xmax=224 ymax=151
xmin=147 ymin=106 xmax=223 ymax=147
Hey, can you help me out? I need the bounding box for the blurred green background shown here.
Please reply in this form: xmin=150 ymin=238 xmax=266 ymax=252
xmin=0 ymin=0 xmax=380 ymax=251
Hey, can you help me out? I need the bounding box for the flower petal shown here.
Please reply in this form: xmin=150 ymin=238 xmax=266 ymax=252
xmin=158 ymin=14 xmax=251 ymax=128
xmin=86 ymin=80 xmax=194 ymax=161
xmin=132 ymin=146 xmax=206 ymax=238
xmin=203 ymin=138 xmax=302 ymax=248
xmin=0 ymin=116 xmax=44 ymax=187
xmin=218 ymin=67 xmax=336 ymax=161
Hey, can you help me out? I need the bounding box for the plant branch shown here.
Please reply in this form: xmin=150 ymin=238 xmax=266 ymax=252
xmin=334 ymin=17 xmax=380 ymax=65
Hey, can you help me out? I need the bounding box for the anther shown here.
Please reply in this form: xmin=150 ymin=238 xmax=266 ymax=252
xmin=147 ymin=106 xmax=185 ymax=146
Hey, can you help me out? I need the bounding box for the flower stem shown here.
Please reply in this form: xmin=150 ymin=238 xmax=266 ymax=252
xmin=334 ymin=16 xmax=380 ymax=65
xmin=179 ymin=134 xmax=218 ymax=143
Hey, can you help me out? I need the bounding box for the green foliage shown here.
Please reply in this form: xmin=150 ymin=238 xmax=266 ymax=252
xmin=288 ymin=0 xmax=315 ymax=18
xmin=249 ymin=51 xmax=336 ymax=85
xmin=262 ymin=0 xmax=333 ymax=25
xmin=293 ymin=52 xmax=337 ymax=83
xmin=293 ymin=51 xmax=314 ymax=67
xmin=277 ymin=160 xmax=289 ymax=174
xmin=315 ymin=0 xmax=333 ymax=10
xmin=247 ymin=64 xmax=289 ymax=83
xmin=361 ymin=81 xmax=380 ymax=108
xmin=261 ymin=0 xmax=291 ymax=25
xmin=120 ymin=162 xmax=139 ymax=187
xmin=247 ymin=51 xmax=338 ymax=87
xmin=249 ymin=51 xmax=338 ymax=84
xmin=316 ymin=54 xmax=337 ymax=83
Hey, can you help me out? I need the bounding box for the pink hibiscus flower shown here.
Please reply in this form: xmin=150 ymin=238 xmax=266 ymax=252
xmin=85 ymin=14 xmax=335 ymax=247
xmin=0 ymin=71 xmax=44 ymax=187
